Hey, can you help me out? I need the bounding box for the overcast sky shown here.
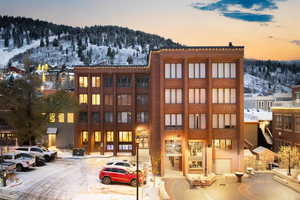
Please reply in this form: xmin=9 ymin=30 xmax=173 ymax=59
xmin=1 ymin=0 xmax=300 ymax=60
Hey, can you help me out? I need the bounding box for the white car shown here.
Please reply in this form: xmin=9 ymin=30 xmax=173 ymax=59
xmin=2 ymin=152 xmax=35 ymax=171
xmin=15 ymin=146 xmax=57 ymax=162
xmin=105 ymin=160 xmax=135 ymax=168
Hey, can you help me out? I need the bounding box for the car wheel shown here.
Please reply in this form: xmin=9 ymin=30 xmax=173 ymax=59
xmin=44 ymin=155 xmax=50 ymax=162
xmin=102 ymin=177 xmax=111 ymax=185
xmin=130 ymin=179 xmax=137 ymax=187
xmin=16 ymin=164 xmax=23 ymax=172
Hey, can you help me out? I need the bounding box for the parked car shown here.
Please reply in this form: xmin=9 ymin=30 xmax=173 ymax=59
xmin=0 ymin=158 xmax=16 ymax=174
xmin=105 ymin=160 xmax=146 ymax=174
xmin=99 ymin=167 xmax=145 ymax=187
xmin=2 ymin=152 xmax=35 ymax=171
xmin=15 ymin=146 xmax=57 ymax=162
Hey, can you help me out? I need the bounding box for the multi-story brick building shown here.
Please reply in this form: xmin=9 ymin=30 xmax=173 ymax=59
xmin=272 ymin=85 xmax=300 ymax=152
xmin=74 ymin=45 xmax=245 ymax=176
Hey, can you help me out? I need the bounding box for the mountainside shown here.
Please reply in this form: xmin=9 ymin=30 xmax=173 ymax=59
xmin=1 ymin=16 xmax=300 ymax=95
xmin=0 ymin=15 xmax=181 ymax=68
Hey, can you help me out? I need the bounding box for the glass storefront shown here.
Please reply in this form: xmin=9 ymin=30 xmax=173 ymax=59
xmin=188 ymin=140 xmax=204 ymax=169
xmin=165 ymin=140 xmax=182 ymax=156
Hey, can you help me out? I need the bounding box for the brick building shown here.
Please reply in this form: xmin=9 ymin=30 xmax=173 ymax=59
xmin=74 ymin=46 xmax=245 ymax=176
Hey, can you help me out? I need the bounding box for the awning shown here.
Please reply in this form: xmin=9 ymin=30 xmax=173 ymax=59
xmin=47 ymin=127 xmax=57 ymax=134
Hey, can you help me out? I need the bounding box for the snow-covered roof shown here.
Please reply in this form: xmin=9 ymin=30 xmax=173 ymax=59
xmin=252 ymin=146 xmax=276 ymax=155
xmin=244 ymin=109 xmax=272 ymax=122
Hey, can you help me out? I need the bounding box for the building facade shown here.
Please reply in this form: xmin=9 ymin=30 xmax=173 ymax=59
xmin=74 ymin=46 xmax=245 ymax=176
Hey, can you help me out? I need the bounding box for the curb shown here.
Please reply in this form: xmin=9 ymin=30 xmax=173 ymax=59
xmin=273 ymin=175 xmax=300 ymax=193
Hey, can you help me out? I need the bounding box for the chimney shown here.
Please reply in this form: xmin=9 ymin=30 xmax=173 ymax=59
xmin=229 ymin=42 xmax=233 ymax=47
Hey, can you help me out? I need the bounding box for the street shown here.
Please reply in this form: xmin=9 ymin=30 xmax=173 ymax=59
xmin=164 ymin=173 xmax=300 ymax=200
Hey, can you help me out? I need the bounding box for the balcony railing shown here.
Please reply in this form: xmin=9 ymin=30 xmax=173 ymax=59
xmin=273 ymin=100 xmax=300 ymax=108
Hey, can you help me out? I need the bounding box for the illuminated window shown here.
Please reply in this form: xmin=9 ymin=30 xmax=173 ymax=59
xmin=67 ymin=113 xmax=74 ymax=123
xmin=81 ymin=131 xmax=88 ymax=145
xmin=49 ymin=113 xmax=55 ymax=123
xmin=79 ymin=94 xmax=88 ymax=104
xmin=92 ymin=94 xmax=100 ymax=105
xmin=94 ymin=131 xmax=101 ymax=143
xmin=119 ymin=131 xmax=132 ymax=142
xmin=213 ymin=139 xmax=232 ymax=150
xmin=58 ymin=113 xmax=64 ymax=123
xmin=92 ymin=77 xmax=101 ymax=87
xmin=79 ymin=76 xmax=88 ymax=88
xmin=106 ymin=131 xmax=114 ymax=142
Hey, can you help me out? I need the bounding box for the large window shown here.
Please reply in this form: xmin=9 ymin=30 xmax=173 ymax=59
xmin=188 ymin=63 xmax=206 ymax=78
xmin=274 ymin=115 xmax=282 ymax=129
xmin=92 ymin=76 xmax=101 ymax=87
xmin=104 ymin=76 xmax=113 ymax=88
xmin=212 ymin=114 xmax=236 ymax=129
xmin=117 ymin=76 xmax=131 ymax=88
xmin=165 ymin=89 xmax=182 ymax=104
xmin=188 ymin=141 xmax=203 ymax=169
xmin=136 ymin=76 xmax=149 ymax=88
xmin=189 ymin=114 xmax=206 ymax=129
xmin=283 ymin=116 xmax=292 ymax=130
xmin=295 ymin=116 xmax=300 ymax=132
xmin=189 ymin=89 xmax=206 ymax=104
xmin=49 ymin=113 xmax=55 ymax=123
xmin=213 ymin=139 xmax=232 ymax=150
xmin=137 ymin=95 xmax=148 ymax=105
xmin=117 ymin=94 xmax=131 ymax=106
xmin=79 ymin=112 xmax=88 ymax=122
xmin=104 ymin=112 xmax=113 ymax=123
xmin=81 ymin=131 xmax=88 ymax=145
xmin=58 ymin=113 xmax=64 ymax=123
xmin=212 ymin=63 xmax=236 ymax=78
xmin=137 ymin=112 xmax=149 ymax=123
xmin=119 ymin=131 xmax=132 ymax=142
xmin=165 ymin=63 xmax=182 ymax=79
xmin=106 ymin=131 xmax=114 ymax=142
xmin=94 ymin=131 xmax=101 ymax=143
xmin=117 ymin=112 xmax=132 ymax=123
xmin=67 ymin=113 xmax=74 ymax=123
xmin=92 ymin=94 xmax=101 ymax=105
xmin=104 ymin=95 xmax=113 ymax=105
xmin=165 ymin=114 xmax=183 ymax=128
xmin=79 ymin=94 xmax=88 ymax=104
xmin=212 ymin=88 xmax=236 ymax=104
xmin=79 ymin=76 xmax=88 ymax=88
xmin=92 ymin=112 xmax=100 ymax=123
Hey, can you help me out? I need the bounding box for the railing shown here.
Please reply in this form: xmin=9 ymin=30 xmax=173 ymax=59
xmin=273 ymin=100 xmax=300 ymax=108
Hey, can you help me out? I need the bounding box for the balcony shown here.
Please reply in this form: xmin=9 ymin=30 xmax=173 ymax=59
xmin=272 ymin=100 xmax=300 ymax=108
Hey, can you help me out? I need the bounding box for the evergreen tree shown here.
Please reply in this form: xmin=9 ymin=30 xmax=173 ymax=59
xmin=127 ymin=56 xmax=133 ymax=64
xmin=53 ymin=38 xmax=59 ymax=47
xmin=40 ymin=38 xmax=45 ymax=47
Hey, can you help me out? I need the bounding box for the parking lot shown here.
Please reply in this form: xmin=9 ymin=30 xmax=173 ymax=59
xmin=3 ymin=153 xmax=153 ymax=200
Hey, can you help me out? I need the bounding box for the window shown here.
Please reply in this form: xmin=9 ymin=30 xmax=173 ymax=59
xmin=189 ymin=114 xmax=206 ymax=129
xmin=165 ymin=63 xmax=182 ymax=79
xmin=49 ymin=113 xmax=55 ymax=123
xmin=188 ymin=141 xmax=203 ymax=169
xmin=92 ymin=112 xmax=100 ymax=123
xmin=137 ymin=112 xmax=149 ymax=123
xmin=58 ymin=113 xmax=64 ymax=123
xmin=79 ymin=94 xmax=88 ymax=104
xmin=212 ymin=114 xmax=236 ymax=128
xmin=94 ymin=131 xmax=101 ymax=143
xmin=295 ymin=116 xmax=300 ymax=132
xmin=189 ymin=63 xmax=206 ymax=78
xmin=92 ymin=94 xmax=100 ymax=105
xmin=212 ymin=88 xmax=236 ymax=104
xmin=165 ymin=89 xmax=182 ymax=104
xmin=189 ymin=89 xmax=206 ymax=104
xmin=81 ymin=131 xmax=88 ymax=145
xmin=283 ymin=116 xmax=292 ymax=130
xmin=165 ymin=114 xmax=183 ymax=128
xmin=104 ymin=95 xmax=113 ymax=105
xmin=136 ymin=76 xmax=149 ymax=88
xmin=296 ymin=92 xmax=300 ymax=100
xmin=104 ymin=76 xmax=113 ymax=88
xmin=106 ymin=131 xmax=114 ymax=142
xmin=275 ymin=115 xmax=282 ymax=129
xmin=137 ymin=95 xmax=148 ymax=105
xmin=92 ymin=76 xmax=101 ymax=87
xmin=104 ymin=112 xmax=113 ymax=123
xmin=117 ymin=76 xmax=131 ymax=88
xmin=79 ymin=112 xmax=88 ymax=122
xmin=119 ymin=131 xmax=132 ymax=142
xmin=117 ymin=94 xmax=131 ymax=106
xmin=213 ymin=139 xmax=232 ymax=150
xmin=117 ymin=112 xmax=132 ymax=123
xmin=67 ymin=113 xmax=74 ymax=123
xmin=212 ymin=63 xmax=236 ymax=78
xmin=119 ymin=144 xmax=132 ymax=151
xmin=79 ymin=76 xmax=88 ymax=88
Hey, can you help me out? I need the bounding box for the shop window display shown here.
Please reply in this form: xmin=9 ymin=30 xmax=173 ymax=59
xmin=188 ymin=141 xmax=203 ymax=169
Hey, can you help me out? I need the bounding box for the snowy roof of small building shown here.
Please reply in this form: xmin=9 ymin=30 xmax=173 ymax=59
xmin=244 ymin=109 xmax=272 ymax=122
xmin=252 ymin=146 xmax=276 ymax=155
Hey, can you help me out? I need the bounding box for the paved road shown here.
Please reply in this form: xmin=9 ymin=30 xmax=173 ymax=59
xmin=164 ymin=173 xmax=300 ymax=200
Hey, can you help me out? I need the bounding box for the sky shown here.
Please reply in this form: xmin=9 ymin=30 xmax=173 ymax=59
xmin=0 ymin=0 xmax=300 ymax=60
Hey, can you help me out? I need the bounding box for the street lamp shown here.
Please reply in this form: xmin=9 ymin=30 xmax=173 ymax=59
xmin=136 ymin=139 xmax=139 ymax=200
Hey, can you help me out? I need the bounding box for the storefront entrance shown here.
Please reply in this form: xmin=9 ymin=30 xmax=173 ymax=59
xmin=164 ymin=139 xmax=183 ymax=176
xmin=188 ymin=140 xmax=204 ymax=171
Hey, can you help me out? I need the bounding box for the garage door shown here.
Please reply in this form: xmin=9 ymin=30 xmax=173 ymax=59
xmin=215 ymin=159 xmax=231 ymax=174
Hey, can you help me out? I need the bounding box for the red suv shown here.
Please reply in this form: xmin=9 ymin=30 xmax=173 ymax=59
xmin=99 ymin=167 xmax=144 ymax=187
